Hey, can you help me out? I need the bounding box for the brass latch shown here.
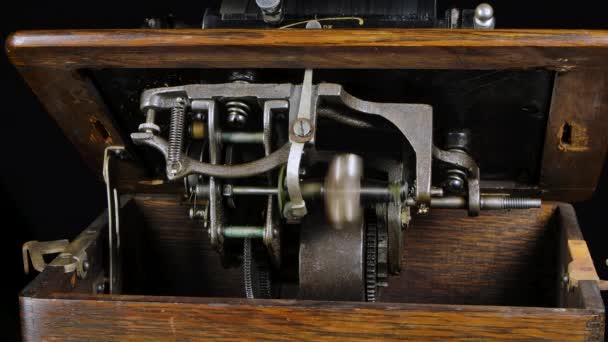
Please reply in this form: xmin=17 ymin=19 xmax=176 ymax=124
xmin=22 ymin=240 xmax=69 ymax=274
xmin=565 ymin=240 xmax=608 ymax=291
xmin=601 ymin=259 xmax=608 ymax=291
xmin=22 ymin=239 xmax=89 ymax=278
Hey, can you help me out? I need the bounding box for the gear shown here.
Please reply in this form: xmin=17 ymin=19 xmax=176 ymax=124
xmin=375 ymin=204 xmax=389 ymax=287
xmin=243 ymin=238 xmax=272 ymax=299
xmin=365 ymin=215 xmax=378 ymax=302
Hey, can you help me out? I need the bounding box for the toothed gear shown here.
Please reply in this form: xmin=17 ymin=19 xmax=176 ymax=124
xmin=243 ymin=238 xmax=272 ymax=299
xmin=365 ymin=219 xmax=378 ymax=302
xmin=375 ymin=204 xmax=389 ymax=287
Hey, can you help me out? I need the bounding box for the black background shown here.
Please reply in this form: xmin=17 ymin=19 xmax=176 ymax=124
xmin=1 ymin=1 xmax=607 ymax=340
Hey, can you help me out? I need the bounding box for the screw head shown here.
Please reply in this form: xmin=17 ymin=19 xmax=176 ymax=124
xmin=83 ymin=261 xmax=90 ymax=272
xmin=227 ymin=112 xmax=248 ymax=127
xmin=223 ymin=184 xmax=234 ymax=197
xmin=293 ymin=118 xmax=312 ymax=137
xmin=168 ymin=161 xmax=182 ymax=176
xmin=417 ymin=204 xmax=429 ymax=215
xmin=305 ymin=20 xmax=322 ymax=29
xmin=447 ymin=177 xmax=464 ymax=192
xmin=401 ymin=206 xmax=411 ymax=228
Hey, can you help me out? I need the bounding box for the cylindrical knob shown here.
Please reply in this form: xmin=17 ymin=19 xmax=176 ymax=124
xmin=324 ymin=154 xmax=363 ymax=230
xmin=474 ymin=3 xmax=495 ymax=29
xmin=256 ymin=0 xmax=283 ymax=24
xmin=256 ymin=0 xmax=281 ymax=12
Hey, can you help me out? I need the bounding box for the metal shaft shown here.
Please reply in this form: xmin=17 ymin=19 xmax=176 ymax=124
xmin=221 ymin=132 xmax=264 ymax=144
xmin=231 ymin=186 xmax=278 ymax=195
xmin=223 ymin=226 xmax=265 ymax=239
xmin=407 ymin=196 xmax=541 ymax=210
xmin=145 ymin=109 xmax=156 ymax=124
xmin=216 ymin=184 xmax=538 ymax=210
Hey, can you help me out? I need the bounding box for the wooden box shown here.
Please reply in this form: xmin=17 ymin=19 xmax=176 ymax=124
xmin=20 ymin=198 xmax=604 ymax=340
xmin=7 ymin=29 xmax=608 ymax=340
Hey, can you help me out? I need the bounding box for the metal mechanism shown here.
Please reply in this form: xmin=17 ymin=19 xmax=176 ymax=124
xmin=131 ymin=68 xmax=540 ymax=302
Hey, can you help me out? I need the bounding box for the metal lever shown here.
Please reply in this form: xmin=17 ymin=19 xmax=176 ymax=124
xmin=285 ymin=69 xmax=315 ymax=220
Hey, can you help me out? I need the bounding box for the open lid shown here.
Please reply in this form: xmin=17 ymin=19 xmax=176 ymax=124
xmin=6 ymin=29 xmax=608 ymax=201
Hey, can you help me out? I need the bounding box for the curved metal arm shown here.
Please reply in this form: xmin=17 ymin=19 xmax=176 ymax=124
xmin=317 ymin=84 xmax=433 ymax=207
xmin=131 ymin=132 xmax=291 ymax=180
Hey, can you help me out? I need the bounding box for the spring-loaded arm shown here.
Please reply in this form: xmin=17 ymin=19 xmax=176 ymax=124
xmin=131 ymin=131 xmax=291 ymax=180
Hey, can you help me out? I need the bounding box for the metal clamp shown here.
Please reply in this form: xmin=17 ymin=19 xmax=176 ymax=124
xmin=432 ymin=145 xmax=481 ymax=216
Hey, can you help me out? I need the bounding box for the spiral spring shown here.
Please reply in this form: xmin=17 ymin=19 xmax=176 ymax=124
xmin=225 ymin=100 xmax=251 ymax=127
xmin=168 ymin=98 xmax=186 ymax=174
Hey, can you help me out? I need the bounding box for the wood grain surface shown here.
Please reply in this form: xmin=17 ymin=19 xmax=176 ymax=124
xmin=20 ymin=294 xmax=601 ymax=341
xmin=129 ymin=195 xmax=244 ymax=297
xmin=385 ymin=205 xmax=559 ymax=306
xmin=540 ymin=70 xmax=608 ymax=201
xmin=7 ymin=29 xmax=608 ymax=70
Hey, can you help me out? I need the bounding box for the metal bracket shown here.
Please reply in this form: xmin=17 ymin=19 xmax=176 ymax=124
xmin=432 ymin=146 xmax=481 ymax=216
xmin=263 ymin=100 xmax=288 ymax=267
xmin=203 ymin=100 xmax=224 ymax=252
xmin=317 ymin=83 xmax=434 ymax=208
xmin=103 ymin=146 xmax=124 ymax=294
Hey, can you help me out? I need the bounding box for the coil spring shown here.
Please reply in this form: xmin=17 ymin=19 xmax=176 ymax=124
xmin=226 ymin=100 xmax=251 ymax=127
xmin=168 ymin=98 xmax=186 ymax=173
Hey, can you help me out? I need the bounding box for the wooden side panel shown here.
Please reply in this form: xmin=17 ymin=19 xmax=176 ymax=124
xmin=541 ymin=70 xmax=608 ymax=201
xmin=131 ymin=195 xmax=243 ymax=297
xmin=556 ymin=204 xmax=605 ymax=340
xmin=13 ymin=66 xmax=126 ymax=172
xmin=134 ymin=195 xmax=559 ymax=304
xmin=20 ymin=295 xmax=601 ymax=342
xmin=7 ymin=29 xmax=608 ymax=70
xmin=384 ymin=205 xmax=559 ymax=306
